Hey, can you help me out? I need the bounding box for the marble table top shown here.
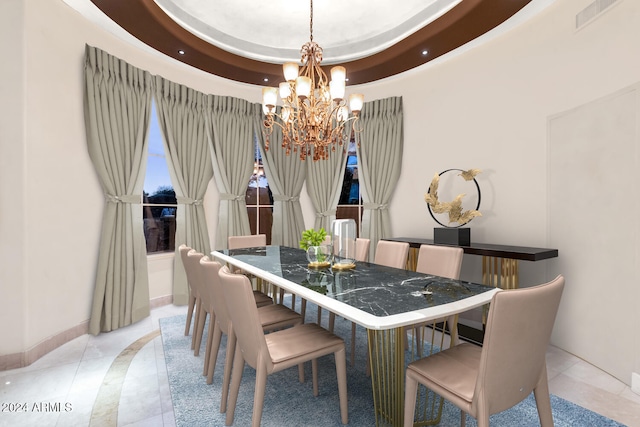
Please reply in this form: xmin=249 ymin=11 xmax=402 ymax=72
xmin=212 ymin=245 xmax=499 ymax=330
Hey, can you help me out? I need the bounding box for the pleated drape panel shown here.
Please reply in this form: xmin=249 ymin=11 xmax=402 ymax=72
xmin=84 ymin=45 xmax=151 ymax=334
xmin=254 ymin=106 xmax=306 ymax=247
xmin=356 ymin=96 xmax=404 ymax=260
xmin=305 ymin=136 xmax=349 ymax=233
xmin=153 ymin=77 xmax=213 ymax=305
xmin=206 ymin=96 xmax=255 ymax=249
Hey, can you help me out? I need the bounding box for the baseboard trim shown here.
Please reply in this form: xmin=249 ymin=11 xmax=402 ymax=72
xmin=0 ymin=320 xmax=89 ymax=371
xmin=632 ymin=372 xmax=640 ymax=395
xmin=0 ymin=295 xmax=174 ymax=371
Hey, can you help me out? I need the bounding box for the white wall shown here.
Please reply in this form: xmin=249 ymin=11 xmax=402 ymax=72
xmin=1 ymin=0 xmax=639 ymax=386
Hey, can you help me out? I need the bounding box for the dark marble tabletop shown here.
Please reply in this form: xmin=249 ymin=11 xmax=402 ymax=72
xmin=215 ymin=245 xmax=496 ymax=319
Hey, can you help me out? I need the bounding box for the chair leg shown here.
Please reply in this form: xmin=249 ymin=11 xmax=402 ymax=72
xmin=335 ymin=348 xmax=349 ymax=425
xmin=328 ymin=312 xmax=336 ymax=332
xmin=191 ymin=298 xmax=201 ymax=350
xmin=203 ymin=314 xmax=216 ymax=376
xmin=317 ymin=306 xmax=323 ymax=325
xmin=312 ymin=359 xmax=319 ymax=396
xmin=252 ymin=365 xmax=268 ymax=427
xmin=206 ymin=325 xmax=223 ymax=384
xmin=184 ymin=294 xmax=195 ymax=336
xmin=225 ymin=342 xmax=244 ymax=426
xmin=403 ymin=374 xmax=418 ymax=427
xmin=460 ymin=410 xmax=466 ymax=427
xmin=220 ymin=330 xmax=236 ymax=413
xmin=300 ymin=299 xmax=307 ymax=322
xmin=533 ymin=365 xmax=554 ymax=427
xmin=350 ymin=323 xmax=357 ymax=366
xmin=194 ymin=309 xmax=207 ymax=356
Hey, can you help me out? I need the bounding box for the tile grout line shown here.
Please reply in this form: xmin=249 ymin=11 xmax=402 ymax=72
xmin=88 ymin=329 xmax=161 ymax=427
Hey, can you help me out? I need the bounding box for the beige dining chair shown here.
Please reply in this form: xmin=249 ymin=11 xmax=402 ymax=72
xmin=219 ymin=265 xmax=349 ymax=427
xmin=404 ymin=275 xmax=565 ymax=427
xmin=199 ymin=258 xmax=303 ymax=413
xmin=179 ymin=244 xmax=197 ymax=338
xmin=412 ymin=244 xmax=464 ymax=352
xmin=355 ymin=237 xmax=371 ymax=263
xmin=184 ymin=250 xmax=213 ymax=357
xmin=227 ymin=234 xmax=273 ymax=307
xmin=374 ymin=240 xmax=410 ymax=269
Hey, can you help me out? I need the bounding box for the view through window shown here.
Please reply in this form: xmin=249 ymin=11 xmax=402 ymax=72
xmin=143 ymin=101 xmax=177 ymax=253
xmin=245 ymin=138 xmax=274 ymax=243
xmin=336 ymin=140 xmax=363 ymax=235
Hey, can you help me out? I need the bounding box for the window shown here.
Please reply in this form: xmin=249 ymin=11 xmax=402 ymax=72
xmin=245 ymin=138 xmax=273 ymax=243
xmin=143 ymin=101 xmax=177 ymax=253
xmin=336 ymin=140 xmax=363 ymax=235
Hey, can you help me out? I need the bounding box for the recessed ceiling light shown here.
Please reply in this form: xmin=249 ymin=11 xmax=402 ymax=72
xmin=264 ymin=78 xmax=269 ymax=82
xmin=178 ymin=50 xmax=185 ymax=55
xmin=422 ymin=50 xmax=429 ymax=56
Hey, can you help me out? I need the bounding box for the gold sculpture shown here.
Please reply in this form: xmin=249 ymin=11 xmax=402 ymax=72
xmin=424 ymin=169 xmax=482 ymax=226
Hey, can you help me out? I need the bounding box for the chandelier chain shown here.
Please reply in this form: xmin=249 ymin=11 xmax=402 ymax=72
xmin=309 ymin=0 xmax=314 ymax=42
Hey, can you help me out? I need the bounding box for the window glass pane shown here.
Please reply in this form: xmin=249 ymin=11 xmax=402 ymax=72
xmin=143 ymin=101 xmax=177 ymax=253
xmin=337 ymin=140 xmax=362 ymax=236
xmin=246 ymin=137 xmax=273 ymax=244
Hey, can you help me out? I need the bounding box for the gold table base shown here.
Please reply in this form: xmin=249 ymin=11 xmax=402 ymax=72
xmin=367 ymin=325 xmax=451 ymax=427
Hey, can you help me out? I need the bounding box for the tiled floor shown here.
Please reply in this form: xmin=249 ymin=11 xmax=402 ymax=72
xmin=1 ymin=303 xmax=639 ymax=427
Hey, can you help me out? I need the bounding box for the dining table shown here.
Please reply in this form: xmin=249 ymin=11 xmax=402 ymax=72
xmin=212 ymin=245 xmax=500 ymax=427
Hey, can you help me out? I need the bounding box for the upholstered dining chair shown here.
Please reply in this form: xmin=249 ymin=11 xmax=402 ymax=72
xmin=412 ymin=244 xmax=464 ymax=352
xmin=227 ymin=234 xmax=273 ymax=307
xmin=355 ymin=237 xmax=371 ymax=263
xmin=199 ymin=258 xmax=303 ymax=413
xmin=184 ymin=250 xmax=213 ymax=357
xmin=179 ymin=244 xmax=197 ymax=338
xmin=219 ymin=265 xmax=349 ymax=427
xmin=374 ymin=240 xmax=410 ymax=269
xmin=404 ymin=275 xmax=565 ymax=427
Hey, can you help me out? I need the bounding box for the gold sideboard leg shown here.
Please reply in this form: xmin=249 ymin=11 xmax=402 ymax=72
xmin=407 ymin=247 xmax=418 ymax=271
xmin=482 ymin=257 xmax=520 ymax=323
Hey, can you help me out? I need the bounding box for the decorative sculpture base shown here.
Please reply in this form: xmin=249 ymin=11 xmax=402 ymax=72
xmin=434 ymin=227 xmax=470 ymax=246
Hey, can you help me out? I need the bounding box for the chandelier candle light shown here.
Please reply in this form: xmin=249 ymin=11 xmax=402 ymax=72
xmin=261 ymin=0 xmax=364 ymax=161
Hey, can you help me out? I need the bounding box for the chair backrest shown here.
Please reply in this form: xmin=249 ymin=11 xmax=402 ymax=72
xmin=355 ymin=238 xmax=371 ymax=262
xmin=179 ymin=244 xmax=196 ymax=292
xmin=186 ymin=250 xmax=208 ymax=304
xmin=415 ymin=244 xmax=463 ymax=279
xmin=228 ymin=234 xmax=267 ymax=249
xmin=199 ymin=257 xmax=230 ymax=331
xmin=218 ymin=265 xmax=272 ymax=371
xmin=474 ymin=275 xmax=565 ymax=415
xmin=374 ymin=240 xmax=409 ymax=269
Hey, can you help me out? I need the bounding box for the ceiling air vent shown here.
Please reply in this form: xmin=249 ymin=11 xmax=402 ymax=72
xmin=576 ymin=0 xmax=620 ymax=29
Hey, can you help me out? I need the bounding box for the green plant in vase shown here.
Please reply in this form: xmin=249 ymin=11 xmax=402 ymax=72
xmin=300 ymin=228 xmax=331 ymax=267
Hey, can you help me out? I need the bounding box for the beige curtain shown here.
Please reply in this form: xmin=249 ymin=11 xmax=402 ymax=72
xmin=206 ymin=96 xmax=255 ymax=249
xmin=84 ymin=45 xmax=151 ymax=334
xmin=356 ymin=96 xmax=404 ymax=259
xmin=254 ymin=106 xmax=306 ymax=247
xmin=305 ymin=142 xmax=349 ymax=233
xmin=153 ymin=77 xmax=213 ymax=305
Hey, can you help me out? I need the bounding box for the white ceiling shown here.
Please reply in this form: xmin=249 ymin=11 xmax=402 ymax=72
xmin=153 ymin=0 xmax=461 ymax=64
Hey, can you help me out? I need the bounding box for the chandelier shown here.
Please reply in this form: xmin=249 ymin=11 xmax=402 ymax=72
xmin=261 ymin=0 xmax=364 ymax=161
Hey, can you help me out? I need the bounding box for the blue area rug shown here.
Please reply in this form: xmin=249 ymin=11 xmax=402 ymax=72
xmin=160 ymin=298 xmax=625 ymax=426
